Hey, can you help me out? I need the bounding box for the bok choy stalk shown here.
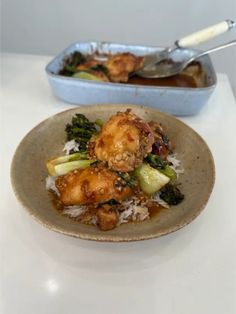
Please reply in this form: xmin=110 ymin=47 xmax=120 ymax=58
xmin=53 ymin=160 xmax=96 ymax=176
xmin=145 ymin=153 xmax=177 ymax=180
xmin=134 ymin=163 xmax=170 ymax=195
xmin=46 ymin=152 xmax=95 ymax=176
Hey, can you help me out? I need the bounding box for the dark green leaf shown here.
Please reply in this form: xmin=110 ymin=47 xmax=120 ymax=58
xmin=160 ymin=184 xmax=184 ymax=205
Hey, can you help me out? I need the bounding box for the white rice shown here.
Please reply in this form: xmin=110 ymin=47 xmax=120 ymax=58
xmin=118 ymin=205 xmax=149 ymax=225
xmin=90 ymin=215 xmax=98 ymax=225
xmin=151 ymin=191 xmax=170 ymax=208
xmin=132 ymin=205 xmax=149 ymax=221
xmin=119 ymin=207 xmax=134 ymax=224
xmin=45 ymin=176 xmax=60 ymax=196
xmin=63 ymin=140 xmax=80 ymax=155
xmin=63 ymin=205 xmax=86 ymax=218
xmin=61 ymin=200 xmax=150 ymax=226
xmin=167 ymin=153 xmax=184 ymax=177
xmin=118 ymin=196 xmax=150 ymax=224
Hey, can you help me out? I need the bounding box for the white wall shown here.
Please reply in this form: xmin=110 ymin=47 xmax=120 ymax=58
xmin=2 ymin=0 xmax=236 ymax=89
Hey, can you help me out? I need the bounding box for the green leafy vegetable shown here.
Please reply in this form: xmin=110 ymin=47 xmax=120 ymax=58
xmin=116 ymin=172 xmax=138 ymax=188
xmin=90 ymin=64 xmax=109 ymax=75
xmin=159 ymin=166 xmax=177 ymax=180
xmin=103 ymin=199 xmax=120 ymax=205
xmin=64 ymin=65 xmax=78 ymax=74
xmin=134 ymin=163 xmax=170 ymax=194
xmin=65 ymin=114 xmax=98 ymax=152
xmin=145 ymin=153 xmax=177 ymax=180
xmin=69 ymin=51 xmax=86 ymax=67
xmin=95 ymin=118 xmax=103 ymax=127
xmin=145 ymin=153 xmax=167 ymax=169
xmin=160 ymin=184 xmax=184 ymax=205
xmin=59 ymin=51 xmax=86 ymax=76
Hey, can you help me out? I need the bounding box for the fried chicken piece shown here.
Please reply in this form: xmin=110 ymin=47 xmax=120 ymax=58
xmin=55 ymin=166 xmax=132 ymax=206
xmin=89 ymin=110 xmax=155 ymax=172
xmin=97 ymin=205 xmax=118 ymax=231
xmin=148 ymin=121 xmax=173 ymax=159
xmin=106 ymin=53 xmax=144 ymax=82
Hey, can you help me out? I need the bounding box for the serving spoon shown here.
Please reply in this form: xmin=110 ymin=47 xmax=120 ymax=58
xmin=139 ymin=20 xmax=235 ymax=71
xmin=136 ymin=39 xmax=236 ymax=79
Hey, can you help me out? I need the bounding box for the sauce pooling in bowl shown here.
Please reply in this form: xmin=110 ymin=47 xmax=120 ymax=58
xmin=127 ymin=74 xmax=197 ymax=88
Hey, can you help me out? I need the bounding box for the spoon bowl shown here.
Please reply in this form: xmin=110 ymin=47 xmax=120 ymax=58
xmin=137 ymin=40 xmax=236 ymax=79
xmin=140 ymin=20 xmax=235 ymax=71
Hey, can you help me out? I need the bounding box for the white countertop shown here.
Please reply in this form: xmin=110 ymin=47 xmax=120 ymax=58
xmin=1 ymin=53 xmax=236 ymax=314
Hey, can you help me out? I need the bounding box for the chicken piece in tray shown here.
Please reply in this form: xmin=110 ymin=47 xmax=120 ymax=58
xmin=76 ymin=59 xmax=109 ymax=82
xmin=106 ymin=52 xmax=144 ymax=82
xmin=88 ymin=110 xmax=155 ymax=172
xmin=77 ymin=59 xmax=102 ymax=71
xmin=55 ymin=165 xmax=132 ymax=206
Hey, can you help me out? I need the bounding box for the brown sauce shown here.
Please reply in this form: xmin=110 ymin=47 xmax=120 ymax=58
xmin=127 ymin=74 xmax=197 ymax=88
xmin=50 ymin=190 xmax=165 ymax=226
xmin=51 ymin=193 xmax=64 ymax=211
xmin=147 ymin=203 xmax=165 ymax=218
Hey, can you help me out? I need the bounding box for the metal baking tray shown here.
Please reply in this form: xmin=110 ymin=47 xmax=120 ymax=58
xmin=45 ymin=41 xmax=217 ymax=116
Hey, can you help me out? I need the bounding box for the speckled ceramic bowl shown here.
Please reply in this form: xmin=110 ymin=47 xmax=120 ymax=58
xmin=11 ymin=104 xmax=215 ymax=242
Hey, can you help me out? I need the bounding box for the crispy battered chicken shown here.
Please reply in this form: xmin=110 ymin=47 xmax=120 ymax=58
xmin=97 ymin=205 xmax=118 ymax=231
xmin=106 ymin=53 xmax=144 ymax=82
xmin=55 ymin=166 xmax=132 ymax=206
xmin=89 ymin=110 xmax=155 ymax=172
